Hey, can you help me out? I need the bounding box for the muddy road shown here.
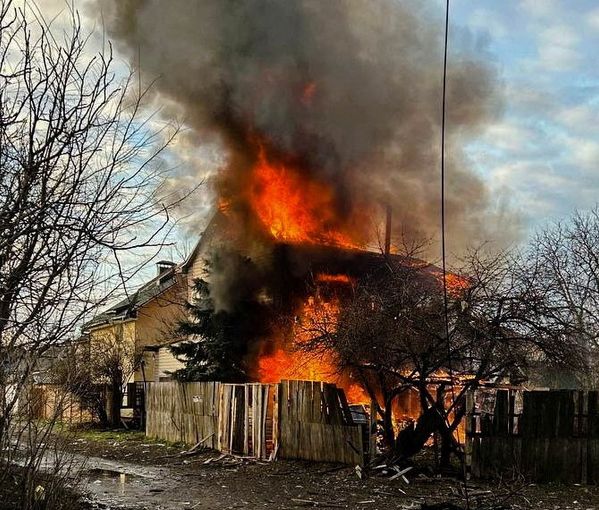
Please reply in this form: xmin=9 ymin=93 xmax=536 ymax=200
xmin=65 ymin=431 xmax=598 ymax=510
xmin=79 ymin=449 xmax=416 ymax=510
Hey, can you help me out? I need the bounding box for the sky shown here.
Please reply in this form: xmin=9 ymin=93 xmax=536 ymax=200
xmin=452 ymin=0 xmax=599 ymax=229
xmin=35 ymin=0 xmax=599 ymax=257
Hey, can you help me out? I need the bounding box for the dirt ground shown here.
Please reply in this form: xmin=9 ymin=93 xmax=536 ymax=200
xmin=60 ymin=429 xmax=599 ymax=510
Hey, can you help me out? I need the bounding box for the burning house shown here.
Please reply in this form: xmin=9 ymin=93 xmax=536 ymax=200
xmin=85 ymin=0 xmax=525 ymax=456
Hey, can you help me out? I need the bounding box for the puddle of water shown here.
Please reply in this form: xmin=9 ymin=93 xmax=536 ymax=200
xmin=85 ymin=468 xmax=138 ymax=480
xmin=85 ymin=468 xmax=139 ymax=496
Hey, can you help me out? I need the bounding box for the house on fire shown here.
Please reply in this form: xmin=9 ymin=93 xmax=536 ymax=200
xmin=81 ymin=210 xmax=489 ymax=422
xmin=77 ymin=213 xmax=335 ymax=383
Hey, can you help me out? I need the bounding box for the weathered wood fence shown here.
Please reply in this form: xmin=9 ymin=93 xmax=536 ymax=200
xmin=467 ymin=389 xmax=599 ymax=483
xmin=145 ymin=380 xmax=365 ymax=465
xmin=218 ymin=383 xmax=276 ymax=459
xmin=146 ymin=381 xmax=220 ymax=450
xmin=278 ymin=380 xmax=363 ymax=464
xmin=28 ymin=384 xmax=94 ymax=423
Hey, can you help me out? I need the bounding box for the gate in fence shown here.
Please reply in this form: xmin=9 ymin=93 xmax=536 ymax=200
xmin=145 ymin=379 xmax=366 ymax=465
xmin=218 ymin=383 xmax=276 ymax=459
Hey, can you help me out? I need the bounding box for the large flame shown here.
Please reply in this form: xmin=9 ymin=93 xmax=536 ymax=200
xmin=249 ymin=142 xmax=358 ymax=248
xmin=258 ymin=349 xmax=368 ymax=404
xmin=257 ymin=279 xmax=368 ymax=403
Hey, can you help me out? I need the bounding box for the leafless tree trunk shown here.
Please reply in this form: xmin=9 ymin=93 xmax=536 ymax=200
xmin=0 ymin=1 xmax=186 ymax=505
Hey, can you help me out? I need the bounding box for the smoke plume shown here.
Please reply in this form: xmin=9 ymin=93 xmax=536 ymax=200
xmin=97 ymin=0 xmax=517 ymax=257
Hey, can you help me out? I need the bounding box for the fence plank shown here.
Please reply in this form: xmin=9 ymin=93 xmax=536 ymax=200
xmin=469 ymin=389 xmax=599 ymax=483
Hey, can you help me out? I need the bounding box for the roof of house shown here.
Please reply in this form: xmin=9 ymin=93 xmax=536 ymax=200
xmin=83 ymin=209 xmax=448 ymax=331
xmin=82 ymin=265 xmax=179 ymax=331
xmin=82 ymin=214 xmax=220 ymax=332
xmin=180 ymin=212 xmax=225 ymax=273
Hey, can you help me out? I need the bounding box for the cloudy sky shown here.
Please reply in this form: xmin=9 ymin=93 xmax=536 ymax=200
xmin=452 ymin=0 xmax=599 ymax=230
xmin=37 ymin=0 xmax=599 ymax=245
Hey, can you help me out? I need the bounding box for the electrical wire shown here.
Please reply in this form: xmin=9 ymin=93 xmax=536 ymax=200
xmin=440 ymin=1 xmax=470 ymax=507
xmin=441 ymin=0 xmax=451 ymax=374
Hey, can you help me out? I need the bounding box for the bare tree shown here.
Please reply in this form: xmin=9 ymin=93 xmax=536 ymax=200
xmin=300 ymin=246 xmax=578 ymax=467
xmin=518 ymin=206 xmax=599 ymax=387
xmin=52 ymin=331 xmax=141 ymax=428
xmin=50 ymin=340 xmax=110 ymax=426
xmin=0 ymin=1 xmax=183 ymax=504
xmin=86 ymin=325 xmax=142 ymax=427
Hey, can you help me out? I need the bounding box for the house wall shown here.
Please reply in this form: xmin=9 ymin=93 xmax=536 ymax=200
xmin=155 ymin=347 xmax=185 ymax=381
xmin=135 ymin=276 xmax=187 ymax=349
xmin=88 ymin=321 xmax=137 ymax=384
xmin=185 ymin=243 xmax=210 ymax=303
xmin=133 ymin=275 xmax=187 ymax=382
xmin=88 ymin=321 xmax=137 ymax=355
xmin=87 ymin=274 xmax=188 ymax=385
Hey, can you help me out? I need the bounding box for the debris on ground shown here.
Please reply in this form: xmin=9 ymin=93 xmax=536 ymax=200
xmin=371 ymin=461 xmax=414 ymax=483
xmin=58 ymin=428 xmax=599 ymax=510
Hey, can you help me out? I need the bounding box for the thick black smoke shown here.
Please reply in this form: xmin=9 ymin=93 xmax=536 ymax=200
xmin=97 ymin=0 xmax=518 ymax=256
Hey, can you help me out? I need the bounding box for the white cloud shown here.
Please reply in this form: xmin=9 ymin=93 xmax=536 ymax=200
xmin=557 ymin=105 xmax=596 ymax=129
xmin=564 ymin=137 xmax=599 ymax=171
xmin=490 ymin=161 xmax=568 ymax=190
xmin=520 ymin=0 xmax=562 ymax=19
xmin=469 ymin=9 xmax=507 ymax=40
xmin=486 ymin=159 xmax=582 ymax=224
xmin=538 ymin=45 xmax=581 ymax=71
xmin=483 ymin=122 xmax=534 ymax=152
xmin=540 ymin=25 xmax=579 ymax=47
xmin=587 ymin=7 xmax=599 ymax=31
xmin=537 ymin=24 xmax=581 ymax=71
xmin=505 ymin=84 xmax=557 ymax=114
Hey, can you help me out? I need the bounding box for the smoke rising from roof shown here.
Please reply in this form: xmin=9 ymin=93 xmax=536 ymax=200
xmin=97 ymin=0 xmax=519 ymax=256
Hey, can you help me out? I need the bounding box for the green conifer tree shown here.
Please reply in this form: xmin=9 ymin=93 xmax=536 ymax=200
xmin=169 ymin=255 xmax=272 ymax=382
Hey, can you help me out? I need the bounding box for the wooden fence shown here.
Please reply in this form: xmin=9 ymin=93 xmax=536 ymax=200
xmin=28 ymin=384 xmax=94 ymax=423
xmin=145 ymin=381 xmax=220 ymax=449
xmin=467 ymin=389 xmax=599 ymax=483
xmin=218 ymin=383 xmax=276 ymax=459
xmin=278 ymin=380 xmax=364 ymax=465
xmin=145 ymin=379 xmax=365 ymax=465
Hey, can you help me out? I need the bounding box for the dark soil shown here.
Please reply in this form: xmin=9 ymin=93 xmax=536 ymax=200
xmin=0 ymin=465 xmax=82 ymax=510
xmin=57 ymin=428 xmax=599 ymax=510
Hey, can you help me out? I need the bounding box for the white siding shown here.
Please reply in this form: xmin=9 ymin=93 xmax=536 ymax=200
xmin=155 ymin=347 xmax=185 ymax=381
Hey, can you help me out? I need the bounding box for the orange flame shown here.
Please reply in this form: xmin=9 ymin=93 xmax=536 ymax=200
xmin=314 ymin=273 xmax=354 ymax=284
xmin=258 ymin=348 xmax=338 ymax=383
xmin=443 ymin=273 xmax=470 ymax=297
xmin=257 ymin=291 xmax=368 ymax=403
xmin=249 ymin=143 xmax=357 ymax=248
xmin=258 ymin=348 xmax=368 ymax=404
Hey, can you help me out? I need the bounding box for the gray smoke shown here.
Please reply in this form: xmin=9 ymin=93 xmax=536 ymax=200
xmin=96 ymin=0 xmax=519 ymax=257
